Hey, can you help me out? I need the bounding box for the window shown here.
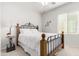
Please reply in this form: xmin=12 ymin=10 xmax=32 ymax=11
xmin=58 ymin=11 xmax=79 ymax=34
xmin=58 ymin=14 xmax=67 ymax=33
xmin=67 ymin=13 xmax=77 ymax=33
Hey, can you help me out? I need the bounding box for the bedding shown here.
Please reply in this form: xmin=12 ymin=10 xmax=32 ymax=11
xmin=18 ymin=29 xmax=61 ymax=56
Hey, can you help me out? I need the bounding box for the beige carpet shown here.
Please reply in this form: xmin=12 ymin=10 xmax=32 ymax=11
xmin=57 ymin=46 xmax=79 ymax=56
xmin=1 ymin=45 xmax=79 ymax=56
xmin=1 ymin=46 xmax=28 ymax=56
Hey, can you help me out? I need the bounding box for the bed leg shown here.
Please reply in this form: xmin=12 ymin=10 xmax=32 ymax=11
xmin=61 ymin=31 xmax=64 ymax=49
xmin=40 ymin=33 xmax=47 ymax=56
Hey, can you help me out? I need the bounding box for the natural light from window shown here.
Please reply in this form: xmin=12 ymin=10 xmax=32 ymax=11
xmin=58 ymin=11 xmax=79 ymax=34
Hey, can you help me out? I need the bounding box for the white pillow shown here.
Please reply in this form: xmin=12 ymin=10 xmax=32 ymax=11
xmin=20 ymin=29 xmax=31 ymax=34
xmin=29 ymin=29 xmax=38 ymax=32
xmin=20 ymin=29 xmax=38 ymax=34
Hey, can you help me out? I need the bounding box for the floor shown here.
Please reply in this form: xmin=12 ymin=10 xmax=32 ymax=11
xmin=1 ymin=46 xmax=28 ymax=56
xmin=1 ymin=46 xmax=79 ymax=56
xmin=57 ymin=46 xmax=79 ymax=56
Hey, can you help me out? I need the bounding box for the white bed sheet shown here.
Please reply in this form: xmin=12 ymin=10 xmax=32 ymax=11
xmin=18 ymin=31 xmax=58 ymax=56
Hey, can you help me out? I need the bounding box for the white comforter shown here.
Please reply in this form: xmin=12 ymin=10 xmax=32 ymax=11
xmin=19 ymin=31 xmax=57 ymax=51
xmin=18 ymin=29 xmax=59 ymax=55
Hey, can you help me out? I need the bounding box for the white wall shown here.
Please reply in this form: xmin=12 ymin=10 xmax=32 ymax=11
xmin=2 ymin=2 xmax=42 ymax=30
xmin=65 ymin=34 xmax=79 ymax=48
xmin=42 ymin=2 xmax=79 ymax=33
xmin=1 ymin=2 xmax=42 ymax=50
xmin=42 ymin=2 xmax=79 ymax=48
xmin=42 ymin=13 xmax=57 ymax=33
xmin=0 ymin=3 xmax=3 ymax=52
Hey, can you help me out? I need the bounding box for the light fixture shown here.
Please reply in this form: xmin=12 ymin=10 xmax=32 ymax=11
xmin=41 ymin=2 xmax=56 ymax=6
xmin=41 ymin=2 xmax=48 ymax=6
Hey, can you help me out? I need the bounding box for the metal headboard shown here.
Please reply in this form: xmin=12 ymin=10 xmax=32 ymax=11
xmin=20 ymin=22 xmax=39 ymax=30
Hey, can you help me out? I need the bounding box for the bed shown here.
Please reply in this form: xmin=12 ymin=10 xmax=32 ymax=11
xmin=16 ymin=22 xmax=64 ymax=56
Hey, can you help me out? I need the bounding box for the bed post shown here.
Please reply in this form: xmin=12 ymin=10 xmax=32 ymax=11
xmin=61 ymin=31 xmax=64 ymax=49
xmin=16 ymin=24 xmax=20 ymax=46
xmin=40 ymin=33 xmax=47 ymax=56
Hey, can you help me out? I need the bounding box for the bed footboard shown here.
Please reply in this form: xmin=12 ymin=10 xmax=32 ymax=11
xmin=40 ymin=32 xmax=64 ymax=56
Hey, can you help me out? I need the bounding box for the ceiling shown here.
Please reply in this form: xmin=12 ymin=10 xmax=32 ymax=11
xmin=39 ymin=2 xmax=68 ymax=13
xmin=2 ymin=2 xmax=68 ymax=13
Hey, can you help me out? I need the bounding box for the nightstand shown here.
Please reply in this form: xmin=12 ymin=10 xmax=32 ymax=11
xmin=6 ymin=35 xmax=16 ymax=52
